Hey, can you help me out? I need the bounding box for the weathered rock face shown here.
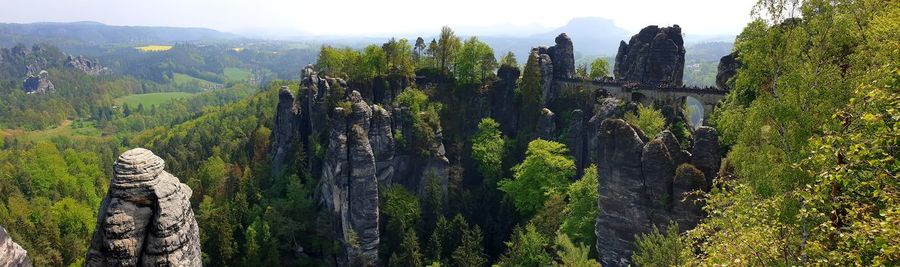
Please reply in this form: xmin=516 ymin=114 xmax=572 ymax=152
xmin=86 ymin=148 xmax=201 ymax=267
xmin=0 ymin=225 xmax=31 ymax=267
xmin=369 ymin=105 xmax=395 ymax=186
xmin=492 ymin=64 xmax=520 ymax=135
xmin=536 ymin=108 xmax=557 ymax=140
xmin=22 ymin=70 xmax=54 ymax=94
xmin=537 ymin=51 xmax=554 ymax=105
xmin=641 ymin=139 xmax=675 ymax=223
xmin=319 ymin=91 xmax=381 ymax=266
xmin=587 ymin=97 xmax=624 ymax=164
xmin=691 ymin=126 xmax=721 ymax=190
xmin=567 ymin=109 xmax=587 ymax=179
xmin=614 ymin=25 xmax=686 ymax=86
xmin=716 ymin=52 xmax=740 ymax=90
xmin=271 ymin=86 xmax=301 ymax=178
xmin=656 ymin=130 xmax=691 ymax=166
xmin=549 ymin=33 xmax=576 ymax=79
xmin=348 ymin=92 xmax=379 ymax=263
xmin=594 ymin=119 xmax=647 ymax=266
xmin=66 ymin=55 xmax=106 ymax=76
xmin=594 ymin=118 xmax=715 ymax=266
xmin=672 ymin=163 xmax=704 ymax=230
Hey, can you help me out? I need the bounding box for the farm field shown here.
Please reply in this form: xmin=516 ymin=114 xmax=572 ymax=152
xmin=135 ymin=45 xmax=173 ymax=52
xmin=114 ymin=92 xmax=195 ymax=107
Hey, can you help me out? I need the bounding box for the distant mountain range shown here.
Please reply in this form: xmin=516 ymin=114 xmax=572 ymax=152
xmin=0 ymin=19 xmax=734 ymax=59
xmin=0 ymin=21 xmax=239 ymax=48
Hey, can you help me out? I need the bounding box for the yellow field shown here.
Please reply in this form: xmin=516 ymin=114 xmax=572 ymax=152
xmin=135 ymin=45 xmax=173 ymax=52
xmin=231 ymin=47 xmax=244 ymax=52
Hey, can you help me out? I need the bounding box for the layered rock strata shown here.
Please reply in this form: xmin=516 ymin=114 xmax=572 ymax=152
xmin=0 ymin=226 xmax=31 ymax=267
xmin=86 ymin=148 xmax=201 ymax=267
xmin=614 ymin=25 xmax=686 ymax=86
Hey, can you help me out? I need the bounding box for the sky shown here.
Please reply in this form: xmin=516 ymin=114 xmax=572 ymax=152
xmin=2 ymin=0 xmax=758 ymax=37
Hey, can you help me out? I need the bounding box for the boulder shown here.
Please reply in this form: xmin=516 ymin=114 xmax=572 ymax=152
xmin=0 ymin=225 xmax=31 ymax=267
xmin=86 ymin=148 xmax=201 ymax=267
xmin=594 ymin=119 xmax=647 ymax=266
xmin=672 ymin=163 xmax=704 ymax=230
xmin=537 ymin=52 xmax=554 ymax=105
xmin=614 ymin=25 xmax=686 ymax=86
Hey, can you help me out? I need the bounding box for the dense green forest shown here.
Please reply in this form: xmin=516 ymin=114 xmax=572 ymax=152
xmin=0 ymin=0 xmax=897 ymax=266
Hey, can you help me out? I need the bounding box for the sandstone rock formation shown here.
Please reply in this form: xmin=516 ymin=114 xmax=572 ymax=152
xmin=319 ymin=91 xmax=381 ymax=266
xmin=594 ymin=119 xmax=713 ymax=266
xmin=369 ymin=105 xmax=395 ymax=186
xmin=656 ymin=130 xmax=691 ymax=166
xmin=492 ymin=64 xmax=520 ymax=135
xmin=641 ymin=139 xmax=675 ymax=222
xmin=594 ymin=119 xmax=647 ymax=266
xmin=567 ymin=109 xmax=587 ymax=179
xmin=271 ymin=86 xmax=301 ymax=178
xmin=549 ymin=33 xmax=576 ymax=79
xmin=22 ymin=70 xmax=54 ymax=94
xmin=66 ymin=55 xmax=106 ymax=76
xmin=716 ymin=52 xmax=740 ymax=90
xmin=0 ymin=226 xmax=31 ymax=267
xmin=536 ymin=108 xmax=557 ymax=140
xmin=614 ymin=25 xmax=686 ymax=86
xmin=691 ymin=126 xmax=721 ymax=190
xmin=86 ymin=148 xmax=201 ymax=267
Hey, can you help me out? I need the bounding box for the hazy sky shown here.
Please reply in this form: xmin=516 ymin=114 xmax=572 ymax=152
xmin=3 ymin=0 xmax=758 ymax=36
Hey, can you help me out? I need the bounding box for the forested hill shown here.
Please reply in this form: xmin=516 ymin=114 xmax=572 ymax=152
xmin=0 ymin=0 xmax=898 ymax=266
xmin=0 ymin=21 xmax=239 ymax=47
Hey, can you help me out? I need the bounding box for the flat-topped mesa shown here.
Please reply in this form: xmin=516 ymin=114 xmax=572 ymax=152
xmin=614 ymin=25 xmax=686 ymax=86
xmin=0 ymin=226 xmax=31 ymax=267
xmin=86 ymin=148 xmax=201 ymax=267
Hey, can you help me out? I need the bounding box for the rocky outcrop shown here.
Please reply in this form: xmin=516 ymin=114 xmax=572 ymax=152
xmin=656 ymin=130 xmax=691 ymax=166
xmin=66 ymin=55 xmax=106 ymax=76
xmin=594 ymin=119 xmax=647 ymax=266
xmin=22 ymin=70 xmax=54 ymax=94
xmin=691 ymin=126 xmax=721 ymax=190
xmin=641 ymin=139 xmax=675 ymax=223
xmin=319 ymin=91 xmax=381 ymax=266
xmin=587 ymin=97 xmax=625 ymax=164
xmin=0 ymin=226 xmax=31 ymax=267
xmin=492 ymin=64 xmax=520 ymax=135
xmin=536 ymin=108 xmax=556 ymax=140
xmin=369 ymin=105 xmax=395 ymax=186
xmin=347 ymin=92 xmax=380 ymax=264
xmin=594 ymin=119 xmax=715 ymax=266
xmin=86 ymin=148 xmax=201 ymax=267
xmin=536 ymin=51 xmax=554 ymax=105
xmin=715 ymin=52 xmax=740 ymax=90
xmin=672 ymin=163 xmax=704 ymax=230
xmin=567 ymin=109 xmax=587 ymax=179
xmin=549 ymin=33 xmax=576 ymax=79
xmin=271 ymin=86 xmax=301 ymax=178
xmin=614 ymin=25 xmax=686 ymax=86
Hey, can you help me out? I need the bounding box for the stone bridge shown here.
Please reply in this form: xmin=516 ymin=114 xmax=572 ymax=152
xmin=553 ymin=78 xmax=728 ymax=118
